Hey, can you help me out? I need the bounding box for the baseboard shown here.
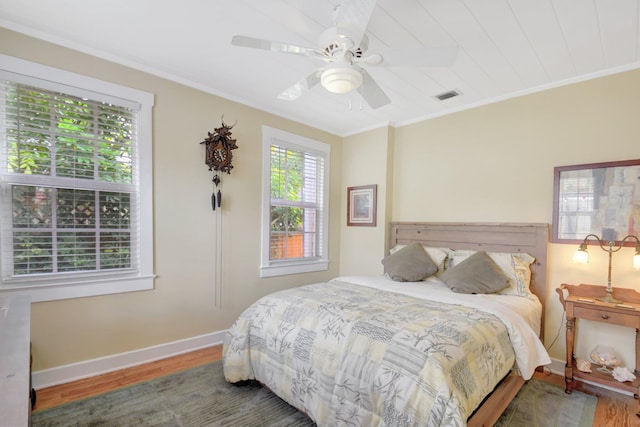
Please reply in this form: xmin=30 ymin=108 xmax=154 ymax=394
xmin=32 ymin=330 xmax=227 ymax=389
xmin=546 ymin=357 xmax=566 ymax=376
xmin=547 ymin=357 xmax=633 ymax=397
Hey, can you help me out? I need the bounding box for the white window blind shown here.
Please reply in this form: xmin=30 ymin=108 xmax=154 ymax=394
xmin=0 ymin=55 xmax=154 ymax=301
xmin=261 ymin=126 xmax=329 ymax=277
xmin=0 ymin=81 xmax=137 ymax=278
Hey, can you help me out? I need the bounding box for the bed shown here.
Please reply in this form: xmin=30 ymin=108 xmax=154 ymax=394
xmin=223 ymin=222 xmax=551 ymax=426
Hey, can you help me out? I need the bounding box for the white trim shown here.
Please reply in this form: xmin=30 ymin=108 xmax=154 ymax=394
xmin=260 ymin=259 xmax=330 ymax=277
xmin=0 ymin=275 xmax=154 ymax=303
xmin=32 ymin=330 xmax=227 ymax=389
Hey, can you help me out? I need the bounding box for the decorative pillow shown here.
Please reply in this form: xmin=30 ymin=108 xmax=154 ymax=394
xmin=448 ymin=249 xmax=535 ymax=298
xmin=382 ymin=242 xmax=438 ymax=282
xmin=389 ymin=245 xmax=450 ymax=275
xmin=440 ymin=251 xmax=510 ymax=294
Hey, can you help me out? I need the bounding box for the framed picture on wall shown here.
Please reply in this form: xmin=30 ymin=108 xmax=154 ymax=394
xmin=552 ymin=159 xmax=640 ymax=244
xmin=347 ymin=184 xmax=377 ymax=227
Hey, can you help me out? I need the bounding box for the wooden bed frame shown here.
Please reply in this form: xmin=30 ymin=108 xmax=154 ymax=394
xmin=389 ymin=222 xmax=549 ymax=427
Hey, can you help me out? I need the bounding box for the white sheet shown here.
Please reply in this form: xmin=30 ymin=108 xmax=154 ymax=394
xmin=331 ymin=275 xmax=551 ymax=380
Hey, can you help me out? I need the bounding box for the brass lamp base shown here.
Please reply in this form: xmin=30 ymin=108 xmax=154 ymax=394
xmin=597 ymin=293 xmax=622 ymax=304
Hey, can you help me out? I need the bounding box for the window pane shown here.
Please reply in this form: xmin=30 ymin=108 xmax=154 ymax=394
xmin=98 ymin=105 xmax=133 ymax=184
xmin=100 ymin=232 xmax=131 ymax=269
xmin=302 ymin=209 xmax=317 ymax=257
xmin=270 ymin=145 xmax=286 ymax=199
xmin=270 ymin=146 xmax=306 ymax=202
xmin=57 ymin=189 xmax=95 ymax=228
xmin=13 ymin=232 xmax=53 ymax=274
xmin=269 ymin=142 xmax=322 ymax=262
xmin=12 ymin=186 xmax=52 ymax=228
xmin=6 ymin=86 xmax=53 ymax=175
xmin=100 ymin=192 xmax=131 ymax=228
xmin=57 ymin=232 xmax=96 ymax=272
xmin=4 ymin=83 xmax=134 ymax=184
xmin=270 ymin=206 xmax=316 ymax=260
xmin=7 ymin=132 xmax=53 ymax=175
xmin=55 ymin=135 xmax=95 ymax=179
xmin=54 ymin=97 xmax=95 ymax=179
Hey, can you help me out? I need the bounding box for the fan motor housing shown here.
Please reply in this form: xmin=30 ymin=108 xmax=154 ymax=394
xmin=319 ymin=27 xmax=368 ymax=59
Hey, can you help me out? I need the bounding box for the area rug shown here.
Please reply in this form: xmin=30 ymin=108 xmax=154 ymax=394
xmin=32 ymin=361 xmax=596 ymax=427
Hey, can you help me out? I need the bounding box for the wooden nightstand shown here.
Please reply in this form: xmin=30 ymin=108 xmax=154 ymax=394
xmin=557 ymin=283 xmax=640 ymax=417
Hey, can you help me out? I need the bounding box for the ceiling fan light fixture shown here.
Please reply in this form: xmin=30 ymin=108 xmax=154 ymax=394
xmin=320 ymin=63 xmax=362 ymax=94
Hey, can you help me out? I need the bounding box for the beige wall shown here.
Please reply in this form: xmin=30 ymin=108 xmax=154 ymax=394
xmin=4 ymin=26 xmax=640 ymax=375
xmin=0 ymin=29 xmax=342 ymax=370
xmin=339 ymin=126 xmax=394 ymax=276
xmin=387 ymin=70 xmax=640 ymax=366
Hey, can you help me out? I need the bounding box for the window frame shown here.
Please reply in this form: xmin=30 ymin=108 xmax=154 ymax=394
xmin=0 ymin=54 xmax=154 ymax=302
xmin=260 ymin=126 xmax=330 ymax=278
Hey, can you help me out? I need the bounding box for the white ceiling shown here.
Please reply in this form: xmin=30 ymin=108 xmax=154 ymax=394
xmin=1 ymin=0 xmax=640 ymax=136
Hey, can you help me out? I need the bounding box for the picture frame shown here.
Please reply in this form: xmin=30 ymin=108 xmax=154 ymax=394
xmin=552 ymin=159 xmax=640 ymax=244
xmin=347 ymin=184 xmax=377 ymax=227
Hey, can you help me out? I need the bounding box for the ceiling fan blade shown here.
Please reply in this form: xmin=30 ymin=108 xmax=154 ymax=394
xmin=277 ymin=69 xmax=322 ymax=101
xmin=333 ymin=0 xmax=377 ymax=48
xmin=231 ymin=35 xmax=324 ymax=58
xmin=358 ymin=46 xmax=459 ymax=67
xmin=358 ymin=69 xmax=390 ymax=109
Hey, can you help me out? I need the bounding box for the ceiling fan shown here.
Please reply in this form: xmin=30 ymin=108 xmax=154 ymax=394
xmin=231 ymin=0 xmax=458 ymax=109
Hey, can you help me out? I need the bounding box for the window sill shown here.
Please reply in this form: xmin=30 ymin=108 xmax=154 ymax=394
xmin=260 ymin=260 xmax=329 ymax=278
xmin=0 ymin=275 xmax=155 ymax=302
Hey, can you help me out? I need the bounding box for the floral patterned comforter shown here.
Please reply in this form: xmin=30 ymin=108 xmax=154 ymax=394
xmin=223 ymin=280 xmax=533 ymax=426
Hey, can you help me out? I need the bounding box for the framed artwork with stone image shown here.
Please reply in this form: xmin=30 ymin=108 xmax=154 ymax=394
xmin=347 ymin=184 xmax=377 ymax=227
xmin=552 ymin=159 xmax=640 ymax=244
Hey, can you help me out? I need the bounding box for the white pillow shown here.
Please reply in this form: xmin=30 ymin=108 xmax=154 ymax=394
xmin=447 ymin=249 xmax=535 ymax=299
xmin=390 ymin=245 xmax=450 ymax=275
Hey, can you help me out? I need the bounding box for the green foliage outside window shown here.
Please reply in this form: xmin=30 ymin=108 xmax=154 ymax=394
xmin=269 ymin=145 xmax=320 ymax=260
xmin=270 ymin=146 xmax=305 ymax=234
xmin=5 ymin=84 xmax=134 ymax=276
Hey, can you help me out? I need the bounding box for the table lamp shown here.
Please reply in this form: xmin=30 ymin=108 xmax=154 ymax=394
xmin=573 ymin=233 xmax=640 ymax=303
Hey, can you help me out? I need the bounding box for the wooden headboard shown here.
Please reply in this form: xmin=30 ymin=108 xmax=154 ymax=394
xmin=389 ymin=222 xmax=549 ymax=340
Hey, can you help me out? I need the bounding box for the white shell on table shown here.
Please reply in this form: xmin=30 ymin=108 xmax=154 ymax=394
xmin=590 ymin=345 xmax=620 ymax=367
xmin=612 ymin=367 xmax=636 ymax=382
xmin=576 ymin=358 xmax=592 ymax=373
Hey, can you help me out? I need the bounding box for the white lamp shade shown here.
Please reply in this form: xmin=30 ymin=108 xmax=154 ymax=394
xmin=573 ymin=249 xmax=589 ymax=264
xmin=634 ymin=253 xmax=640 ymax=270
xmin=321 ymin=63 xmax=362 ymax=94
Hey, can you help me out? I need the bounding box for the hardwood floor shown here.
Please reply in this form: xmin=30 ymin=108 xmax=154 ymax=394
xmin=34 ymin=346 xmax=221 ymax=411
xmin=34 ymin=345 xmax=638 ymax=426
xmin=531 ymin=369 xmax=639 ymax=427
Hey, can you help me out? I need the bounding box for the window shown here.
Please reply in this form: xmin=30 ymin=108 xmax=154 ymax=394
xmin=260 ymin=126 xmax=329 ymax=277
xmin=0 ymin=55 xmax=154 ymax=302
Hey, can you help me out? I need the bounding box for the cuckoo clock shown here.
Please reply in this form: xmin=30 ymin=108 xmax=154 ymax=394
xmin=200 ymin=118 xmax=238 ymax=210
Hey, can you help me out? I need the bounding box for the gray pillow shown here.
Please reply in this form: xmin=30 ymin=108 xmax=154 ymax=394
xmin=381 ymin=242 xmax=438 ymax=282
xmin=440 ymin=251 xmax=510 ymax=294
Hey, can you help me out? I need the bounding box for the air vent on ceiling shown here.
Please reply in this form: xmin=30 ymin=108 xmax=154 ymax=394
xmin=434 ymin=90 xmax=461 ymax=101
